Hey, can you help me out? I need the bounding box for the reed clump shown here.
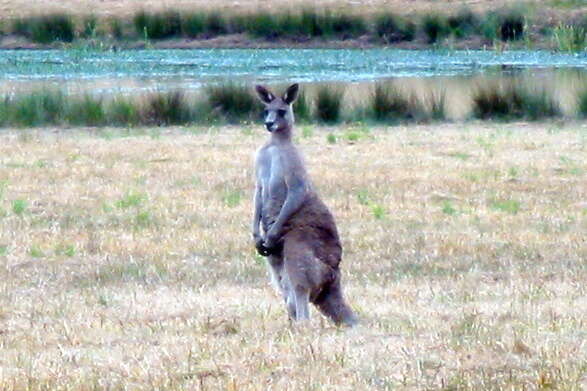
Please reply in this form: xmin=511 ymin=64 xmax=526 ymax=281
xmin=471 ymin=82 xmax=561 ymax=121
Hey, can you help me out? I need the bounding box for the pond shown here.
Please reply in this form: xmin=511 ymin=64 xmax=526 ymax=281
xmin=1 ymin=48 xmax=587 ymax=118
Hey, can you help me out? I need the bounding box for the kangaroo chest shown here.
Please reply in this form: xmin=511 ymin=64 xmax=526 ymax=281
xmin=257 ymin=145 xmax=288 ymax=226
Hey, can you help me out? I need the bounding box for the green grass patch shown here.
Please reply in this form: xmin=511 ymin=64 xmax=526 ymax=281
xmin=29 ymin=244 xmax=45 ymax=258
xmin=12 ymin=199 xmax=27 ymax=216
xmin=371 ymin=204 xmax=387 ymax=220
xmin=115 ymin=192 xmax=146 ymax=209
xmin=356 ymin=189 xmax=371 ymax=205
xmin=301 ymin=126 xmax=314 ymax=138
xmin=222 ymin=189 xmax=242 ymax=208
xmin=55 ymin=243 xmax=76 ymax=257
xmin=442 ymin=201 xmax=458 ymax=216
xmin=489 ymin=198 xmax=520 ymax=214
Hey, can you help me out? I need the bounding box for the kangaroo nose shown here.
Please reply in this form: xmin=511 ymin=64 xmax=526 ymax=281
xmin=265 ymin=122 xmax=274 ymax=132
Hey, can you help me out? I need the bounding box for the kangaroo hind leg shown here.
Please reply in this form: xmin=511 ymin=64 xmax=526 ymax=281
xmin=267 ymin=254 xmax=297 ymax=320
xmin=283 ymin=238 xmax=324 ymax=323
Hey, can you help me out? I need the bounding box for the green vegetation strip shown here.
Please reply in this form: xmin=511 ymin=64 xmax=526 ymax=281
xmin=1 ymin=7 xmax=586 ymax=51
xmin=1 ymin=81 xmax=586 ymax=128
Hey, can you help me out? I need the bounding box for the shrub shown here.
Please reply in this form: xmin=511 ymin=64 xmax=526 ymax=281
xmin=499 ymin=12 xmax=524 ymax=41
xmin=107 ymin=98 xmax=141 ymax=127
xmin=80 ymin=16 xmax=98 ymax=39
xmin=206 ymin=84 xmax=256 ymax=123
xmin=204 ymin=13 xmax=229 ymax=36
xmin=144 ymin=91 xmax=192 ymax=125
xmin=369 ymin=84 xmax=419 ymax=122
xmin=245 ymin=13 xmax=286 ymax=39
xmin=7 ymin=89 xmax=66 ymax=127
xmin=133 ymin=10 xmax=182 ymax=39
xmin=374 ymin=13 xmax=415 ymax=43
xmin=315 ymin=86 xmax=344 ymax=123
xmin=13 ymin=14 xmax=75 ymax=43
xmin=181 ymin=13 xmax=207 ymax=38
xmin=471 ymin=82 xmax=560 ymax=120
xmin=66 ymin=95 xmax=105 ymax=126
xmin=422 ymin=14 xmax=450 ymax=44
xmin=110 ymin=18 xmax=124 ymax=40
xmin=426 ymin=90 xmax=447 ymax=121
xmin=330 ymin=14 xmax=368 ymax=39
xmin=294 ymin=91 xmax=312 ymax=123
xmin=553 ymin=24 xmax=587 ymax=52
xmin=576 ymin=88 xmax=587 ymax=117
xmin=447 ymin=9 xmax=479 ymax=38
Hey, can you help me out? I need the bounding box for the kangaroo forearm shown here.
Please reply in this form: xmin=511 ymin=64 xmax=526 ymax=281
xmin=252 ymin=186 xmax=262 ymax=236
xmin=271 ymin=189 xmax=305 ymax=234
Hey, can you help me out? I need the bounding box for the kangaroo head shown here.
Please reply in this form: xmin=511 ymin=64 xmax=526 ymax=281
xmin=255 ymin=83 xmax=299 ymax=133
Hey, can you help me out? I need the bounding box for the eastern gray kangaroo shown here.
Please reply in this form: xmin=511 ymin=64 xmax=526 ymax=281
xmin=252 ymin=83 xmax=357 ymax=326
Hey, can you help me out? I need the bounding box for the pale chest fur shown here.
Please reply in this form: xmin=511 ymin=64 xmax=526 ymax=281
xmin=255 ymin=145 xmax=288 ymax=230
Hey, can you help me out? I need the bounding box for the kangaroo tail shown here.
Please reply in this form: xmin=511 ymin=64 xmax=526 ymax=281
xmin=314 ymin=277 xmax=358 ymax=327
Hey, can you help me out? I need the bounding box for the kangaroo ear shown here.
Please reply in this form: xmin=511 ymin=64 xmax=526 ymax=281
xmin=283 ymin=83 xmax=299 ymax=105
xmin=255 ymin=85 xmax=275 ymax=104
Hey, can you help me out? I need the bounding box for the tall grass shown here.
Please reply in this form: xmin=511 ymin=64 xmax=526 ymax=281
xmin=12 ymin=14 xmax=75 ymax=43
xmin=144 ymin=91 xmax=193 ymax=125
xmin=294 ymin=91 xmax=312 ymax=123
xmin=0 ymin=7 xmax=558 ymax=46
xmin=133 ymin=10 xmax=182 ymax=40
xmin=66 ymin=95 xmax=105 ymax=126
xmin=107 ymin=98 xmax=141 ymax=127
xmin=1 ymin=90 xmax=66 ymax=127
xmin=315 ymin=86 xmax=344 ymax=123
xmin=471 ymin=82 xmax=560 ymax=120
xmin=422 ymin=14 xmax=450 ymax=44
xmin=206 ymin=84 xmax=257 ymax=123
xmin=0 ymin=81 xmax=581 ymax=129
xmin=374 ymin=13 xmax=415 ymax=43
xmin=369 ymin=84 xmax=420 ymax=122
xmin=426 ymin=90 xmax=447 ymax=121
xmin=553 ymin=24 xmax=587 ymax=52
xmin=576 ymin=89 xmax=587 ymax=117
xmin=447 ymin=9 xmax=479 ymax=38
xmin=498 ymin=10 xmax=525 ymax=41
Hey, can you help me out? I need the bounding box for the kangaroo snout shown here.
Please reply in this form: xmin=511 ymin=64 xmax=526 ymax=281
xmin=265 ymin=122 xmax=275 ymax=132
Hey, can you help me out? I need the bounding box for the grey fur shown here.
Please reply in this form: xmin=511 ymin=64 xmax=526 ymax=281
xmin=252 ymin=84 xmax=357 ymax=327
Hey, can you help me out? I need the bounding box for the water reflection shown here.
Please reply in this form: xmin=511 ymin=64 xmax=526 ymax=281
xmin=1 ymin=49 xmax=587 ymax=119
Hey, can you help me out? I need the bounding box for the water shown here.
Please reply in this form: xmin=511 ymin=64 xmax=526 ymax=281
xmin=1 ymin=48 xmax=587 ymax=95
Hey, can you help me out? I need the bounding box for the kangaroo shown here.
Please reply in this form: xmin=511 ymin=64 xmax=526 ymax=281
xmin=252 ymin=83 xmax=357 ymax=327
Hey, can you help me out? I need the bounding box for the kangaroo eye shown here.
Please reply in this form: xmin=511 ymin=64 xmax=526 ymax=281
xmin=277 ymin=109 xmax=287 ymax=117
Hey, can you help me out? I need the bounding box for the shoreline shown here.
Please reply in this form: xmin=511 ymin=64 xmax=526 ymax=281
xmin=0 ymin=34 xmax=555 ymax=51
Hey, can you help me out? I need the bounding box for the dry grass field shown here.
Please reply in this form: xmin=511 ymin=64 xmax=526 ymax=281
xmin=0 ymin=122 xmax=586 ymax=390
